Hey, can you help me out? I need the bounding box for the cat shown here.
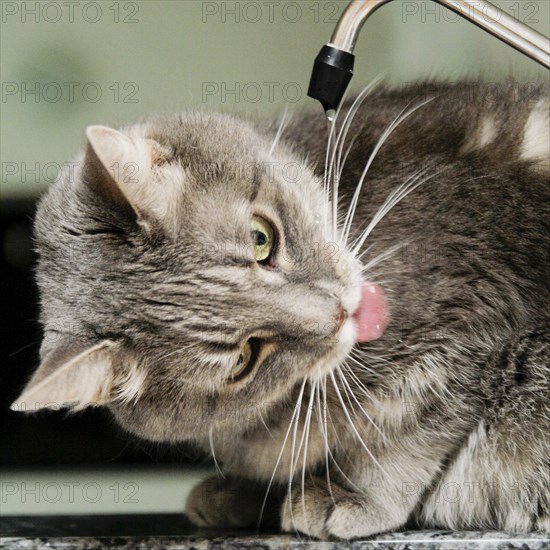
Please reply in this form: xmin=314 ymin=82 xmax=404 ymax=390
xmin=11 ymin=81 xmax=549 ymax=538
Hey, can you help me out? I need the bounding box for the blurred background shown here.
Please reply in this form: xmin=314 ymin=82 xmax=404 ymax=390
xmin=1 ymin=0 xmax=549 ymax=516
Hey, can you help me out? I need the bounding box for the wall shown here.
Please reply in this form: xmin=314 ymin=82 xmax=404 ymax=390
xmin=2 ymin=0 xmax=549 ymax=198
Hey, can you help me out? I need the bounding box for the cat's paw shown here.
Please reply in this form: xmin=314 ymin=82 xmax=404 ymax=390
xmin=324 ymin=496 xmax=381 ymax=539
xmin=185 ymin=475 xmax=281 ymax=528
xmin=281 ymin=480 xmax=332 ymax=538
xmin=536 ymin=514 xmax=550 ymax=534
xmin=281 ymin=479 xmax=388 ymax=540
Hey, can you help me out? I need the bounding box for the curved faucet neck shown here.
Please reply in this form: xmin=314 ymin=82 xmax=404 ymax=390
xmin=308 ymin=0 xmax=550 ymax=112
xmin=330 ymin=0 xmax=550 ymax=66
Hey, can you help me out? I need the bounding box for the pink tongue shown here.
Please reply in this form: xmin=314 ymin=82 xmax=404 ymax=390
xmin=353 ymin=283 xmax=390 ymax=343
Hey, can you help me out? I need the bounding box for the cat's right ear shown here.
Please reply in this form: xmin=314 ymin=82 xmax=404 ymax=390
xmin=83 ymin=125 xmax=178 ymax=232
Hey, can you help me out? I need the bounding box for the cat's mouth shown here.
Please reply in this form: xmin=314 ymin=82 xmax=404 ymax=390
xmin=352 ymin=283 xmax=390 ymax=343
xmin=310 ymin=282 xmax=389 ymax=379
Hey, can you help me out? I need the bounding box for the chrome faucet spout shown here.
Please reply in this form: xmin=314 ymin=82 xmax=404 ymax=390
xmin=307 ymin=0 xmax=550 ymax=112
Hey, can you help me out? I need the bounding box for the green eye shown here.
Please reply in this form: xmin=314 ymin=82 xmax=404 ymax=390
xmin=230 ymin=340 xmax=254 ymax=380
xmin=251 ymin=216 xmax=274 ymax=262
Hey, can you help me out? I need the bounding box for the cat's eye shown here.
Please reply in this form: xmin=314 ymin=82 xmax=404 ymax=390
xmin=251 ymin=216 xmax=274 ymax=263
xmin=229 ymin=339 xmax=258 ymax=381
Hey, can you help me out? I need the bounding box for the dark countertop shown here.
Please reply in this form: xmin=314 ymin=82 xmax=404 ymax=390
xmin=1 ymin=515 xmax=549 ymax=549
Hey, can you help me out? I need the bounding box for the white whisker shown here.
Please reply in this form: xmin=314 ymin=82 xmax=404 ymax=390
xmin=359 ymin=242 xmax=403 ymax=273
xmin=348 ymin=352 xmax=389 ymax=373
xmin=269 ymin=106 xmax=289 ymax=156
xmin=315 ymin=372 xmax=334 ymax=503
xmin=208 ymin=426 xmax=225 ymax=479
xmin=341 ymin=98 xmax=436 ymax=246
xmin=286 ymin=379 xmax=308 ymax=533
xmin=352 ymin=165 xmax=442 ymax=256
xmin=320 ymin=374 xmax=364 ymax=493
xmin=337 ymin=365 xmax=386 ymax=441
xmin=257 ymin=378 xmax=306 ymax=530
xmin=330 ymin=79 xmax=382 ymax=241
xmin=300 ymin=378 xmax=317 ymax=529
xmin=330 ymin=369 xmax=389 ymax=478
xmin=321 ymin=78 xmax=382 ymax=238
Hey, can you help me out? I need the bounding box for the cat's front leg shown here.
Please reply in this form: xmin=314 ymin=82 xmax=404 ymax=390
xmin=281 ymin=477 xmax=410 ymax=539
xmin=185 ymin=475 xmax=284 ymax=528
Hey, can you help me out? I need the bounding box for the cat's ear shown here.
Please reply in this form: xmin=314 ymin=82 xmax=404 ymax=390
xmin=10 ymin=340 xmax=118 ymax=413
xmin=84 ymin=125 xmax=178 ymax=231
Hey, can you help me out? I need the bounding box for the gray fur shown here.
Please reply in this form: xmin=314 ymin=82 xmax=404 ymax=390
xmin=12 ymin=81 xmax=549 ymax=538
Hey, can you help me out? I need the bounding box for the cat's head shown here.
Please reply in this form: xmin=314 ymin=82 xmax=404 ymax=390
xmin=11 ymin=113 xmax=374 ymax=441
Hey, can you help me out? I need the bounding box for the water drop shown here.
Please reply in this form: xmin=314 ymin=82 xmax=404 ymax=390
xmin=314 ymin=213 xmax=321 ymax=225
xmin=325 ymin=109 xmax=336 ymax=123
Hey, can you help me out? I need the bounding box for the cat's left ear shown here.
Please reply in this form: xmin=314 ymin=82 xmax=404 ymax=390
xmin=10 ymin=340 xmax=119 ymax=413
xmin=84 ymin=125 xmax=179 ymax=232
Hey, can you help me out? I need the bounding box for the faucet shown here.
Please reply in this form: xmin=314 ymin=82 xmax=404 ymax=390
xmin=308 ymin=0 xmax=550 ymax=113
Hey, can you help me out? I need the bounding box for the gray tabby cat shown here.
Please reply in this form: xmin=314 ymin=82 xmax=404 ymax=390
xmin=12 ymin=81 xmax=549 ymax=538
